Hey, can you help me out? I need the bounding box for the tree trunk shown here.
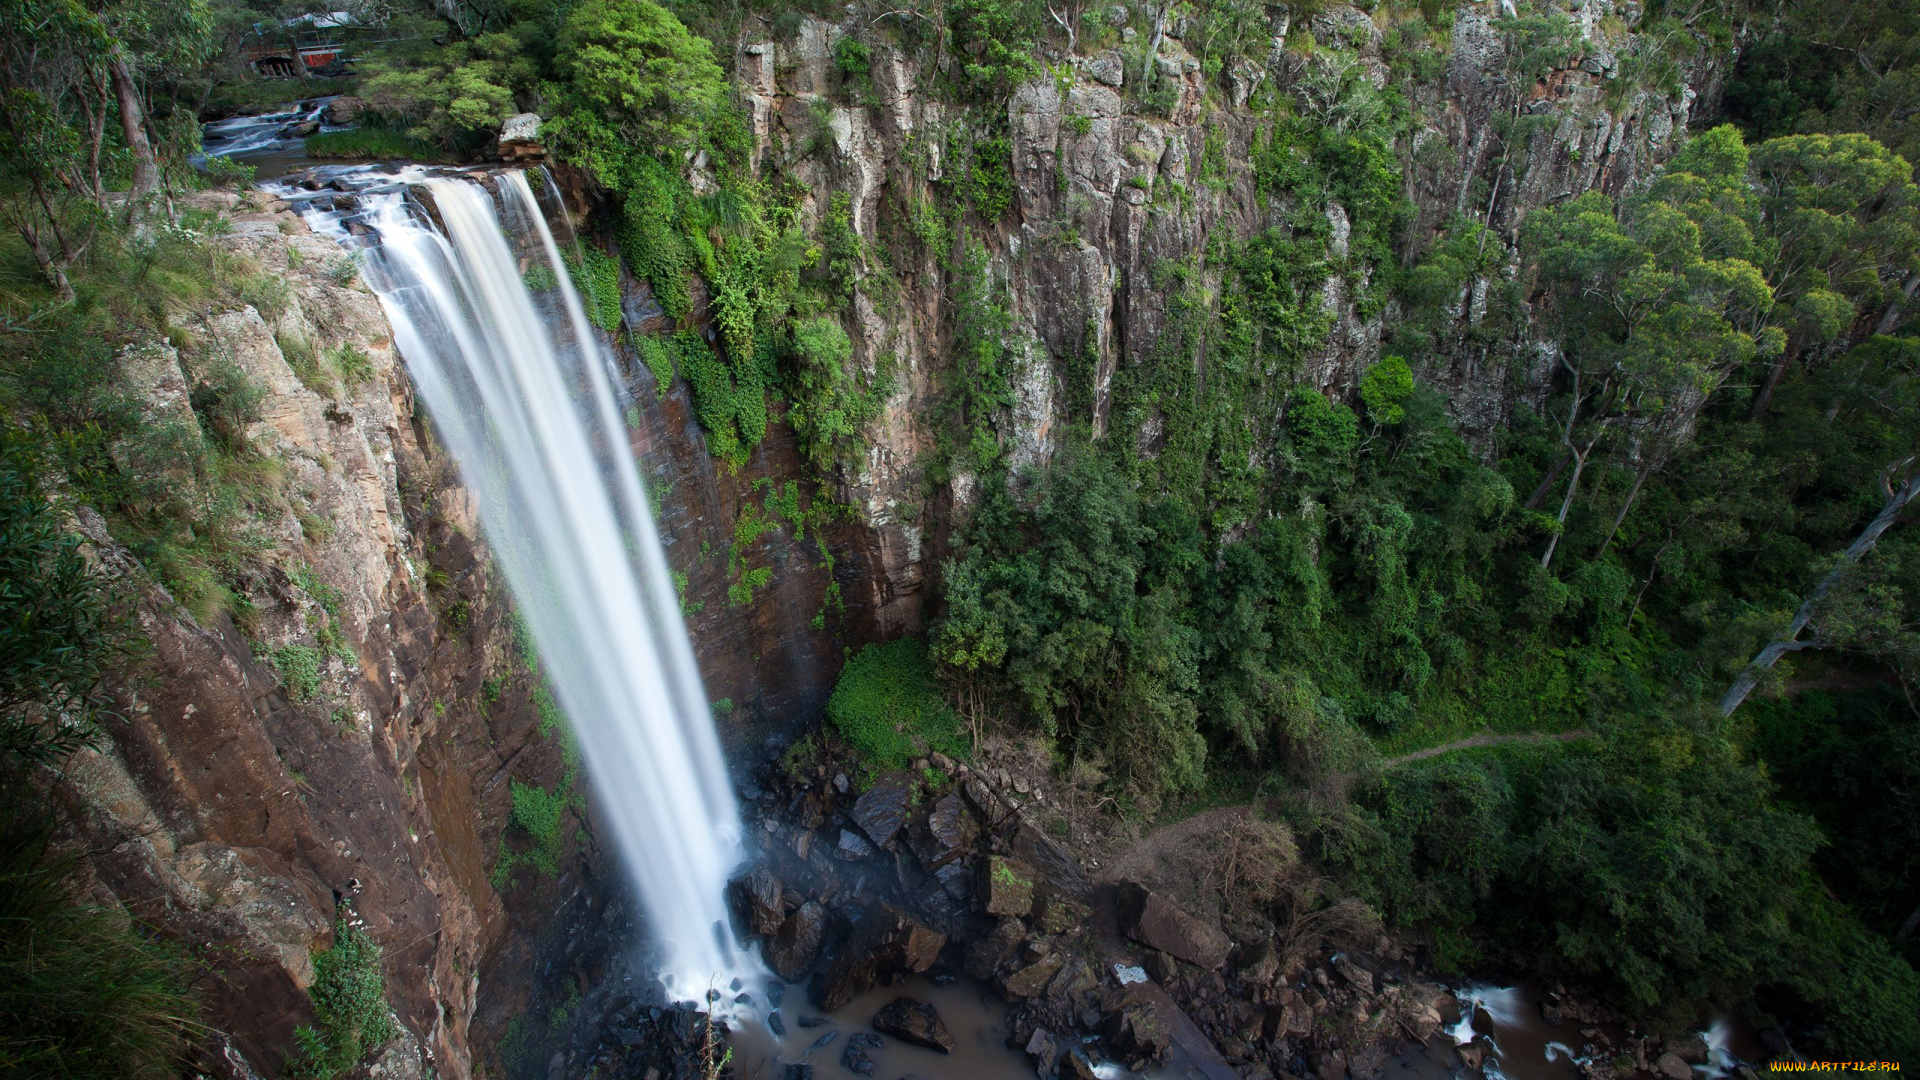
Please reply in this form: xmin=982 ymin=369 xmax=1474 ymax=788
xmin=108 ymin=51 xmax=158 ymax=202
xmin=1719 ymin=463 xmax=1920 ymax=715
xmin=1141 ymin=4 xmax=1168 ymax=92
xmin=1596 ymin=461 xmax=1652 ymax=559
xmin=1539 ymin=439 xmax=1594 ymax=571
xmin=1878 ymin=270 xmax=1920 ymax=336
xmin=1523 ymin=450 xmax=1572 ymax=512
xmin=1747 ymin=354 xmax=1791 ymax=421
xmin=286 ymin=27 xmax=312 ymax=81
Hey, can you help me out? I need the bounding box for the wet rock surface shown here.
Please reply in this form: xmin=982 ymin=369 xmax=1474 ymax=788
xmin=873 ymin=997 xmax=955 ymax=1052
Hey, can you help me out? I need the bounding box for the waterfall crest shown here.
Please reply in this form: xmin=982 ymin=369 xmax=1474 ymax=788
xmin=290 ymin=167 xmax=749 ymax=995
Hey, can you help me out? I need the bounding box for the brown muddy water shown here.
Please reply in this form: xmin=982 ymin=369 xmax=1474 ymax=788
xmin=724 ymin=975 xmax=1038 ymax=1080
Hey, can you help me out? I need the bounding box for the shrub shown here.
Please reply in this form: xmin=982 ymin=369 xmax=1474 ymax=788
xmin=0 ymin=816 xmax=196 ymax=1080
xmin=288 ymin=913 xmax=396 ymax=1079
xmin=269 ymin=644 xmax=324 ymax=702
xmin=826 ymin=639 xmax=966 ymax=770
xmin=0 ymin=436 xmax=130 ymax=767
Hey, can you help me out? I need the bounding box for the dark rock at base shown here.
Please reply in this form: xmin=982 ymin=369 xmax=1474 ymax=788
xmin=810 ymin=902 xmax=948 ymax=1011
xmin=769 ymin=1011 xmax=786 ymax=1036
xmin=768 ymin=902 xmax=829 ymax=982
xmin=850 ymin=772 xmax=913 ymax=849
xmin=1061 ymin=1047 xmax=1098 ymax=1080
xmin=1024 ymin=1027 xmax=1059 ymax=1076
xmin=964 ymin=917 xmax=1027 ymax=980
xmin=798 ymin=1015 xmax=829 ymax=1028
xmin=1675 ymin=1034 xmax=1711 ymax=1065
xmin=1656 ymin=1052 xmax=1694 ymax=1080
xmin=1007 ymin=818 xmax=1092 ymax=901
xmin=837 ymin=828 xmax=877 ymax=859
xmin=1115 ymin=882 xmax=1231 ymax=969
xmin=1003 ymin=952 xmax=1065 ymax=1000
xmin=1105 ymin=987 xmax=1175 ymax=1060
xmin=873 ymin=997 xmax=955 ymax=1053
xmin=767 ymin=983 xmax=787 ymax=1008
xmin=979 ymin=855 xmax=1037 ymax=917
xmin=932 ymin=857 xmax=972 ymax=900
xmin=1033 ymin=889 xmax=1089 ymax=934
xmin=1349 ymin=1044 xmax=1388 ymax=1079
xmin=785 ymin=1066 xmax=815 ymax=1080
xmin=1331 ymin=954 xmax=1373 ymax=995
xmin=841 ymin=1042 xmax=876 ymax=1075
xmin=810 ymin=1030 xmax=840 ymax=1050
xmin=731 ymin=867 xmax=787 ymax=937
xmin=925 ymin=793 xmax=977 ymax=864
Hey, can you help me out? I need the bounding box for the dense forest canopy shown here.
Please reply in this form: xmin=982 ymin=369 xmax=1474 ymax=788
xmin=2 ymin=0 xmax=1920 ymax=1072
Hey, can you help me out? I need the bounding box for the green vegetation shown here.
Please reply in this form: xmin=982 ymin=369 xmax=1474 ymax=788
xmin=0 ymin=378 xmax=192 ymax=1080
xmin=288 ymin=912 xmax=396 ymax=1079
xmin=492 ymin=779 xmax=573 ymax=882
xmin=305 ymin=126 xmax=451 ymax=162
xmin=0 ymin=817 xmax=198 ymax=1080
xmin=826 ymin=638 xmax=967 ymax=771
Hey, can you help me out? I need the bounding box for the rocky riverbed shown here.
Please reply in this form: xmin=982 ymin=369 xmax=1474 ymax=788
xmin=548 ymin=735 xmax=1762 ymax=1080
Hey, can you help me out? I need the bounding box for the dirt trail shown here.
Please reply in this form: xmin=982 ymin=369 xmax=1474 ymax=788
xmin=1099 ymin=730 xmax=1592 ymax=885
xmin=1379 ymin=728 xmax=1592 ymax=768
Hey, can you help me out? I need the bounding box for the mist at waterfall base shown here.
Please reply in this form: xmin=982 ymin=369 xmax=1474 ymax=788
xmin=288 ymin=167 xmax=753 ymax=998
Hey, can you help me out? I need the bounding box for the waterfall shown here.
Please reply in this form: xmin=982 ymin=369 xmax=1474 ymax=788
xmin=286 ymin=167 xmax=749 ymax=996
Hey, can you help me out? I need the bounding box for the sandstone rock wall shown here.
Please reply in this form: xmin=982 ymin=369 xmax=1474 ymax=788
xmin=58 ymin=189 xmax=589 ymax=1080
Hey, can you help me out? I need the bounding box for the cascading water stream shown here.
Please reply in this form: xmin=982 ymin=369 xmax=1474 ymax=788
xmin=286 ymin=167 xmax=753 ymax=996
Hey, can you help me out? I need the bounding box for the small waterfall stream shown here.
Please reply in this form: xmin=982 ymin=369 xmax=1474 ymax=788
xmin=282 ymin=166 xmax=752 ymax=996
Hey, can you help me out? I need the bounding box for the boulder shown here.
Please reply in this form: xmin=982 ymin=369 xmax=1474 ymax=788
xmin=1002 ymin=952 xmax=1065 ymax=999
xmin=1034 ymin=888 xmax=1089 ymax=934
xmin=965 ymin=917 xmax=1027 ymax=980
xmin=1024 ymin=1027 xmax=1059 ymax=1076
xmin=922 ymin=792 xmax=976 ymax=866
xmin=765 ymin=901 xmax=827 ymax=982
xmin=495 ymin=111 xmax=545 ymax=160
xmin=321 ymin=96 xmax=364 ymax=125
xmin=1009 ymin=818 xmax=1092 ymax=900
xmin=1116 ymin=882 xmax=1231 ymax=969
xmin=729 ymin=867 xmax=786 ymax=937
xmin=1087 ymin=51 xmax=1125 ymax=87
xmin=810 ymin=903 xmax=947 ymax=1011
xmin=1234 ymin=937 xmax=1279 ymax=985
xmin=836 ymin=828 xmax=876 ymax=859
xmin=840 ymin=1032 xmax=880 ymax=1075
xmin=1331 ymin=954 xmax=1374 ymax=995
xmin=1656 ymin=1053 xmax=1694 ymax=1080
xmin=1061 ymin=1048 xmax=1098 ymax=1080
xmin=850 ymin=772 xmax=912 ymax=848
xmin=1047 ymin=956 xmax=1100 ymax=1003
xmin=1105 ymin=988 xmax=1174 ymax=1060
xmin=1675 ymin=1034 xmax=1711 ymax=1065
xmin=980 ymin=856 xmax=1037 ymax=917
xmin=873 ymin=997 xmax=954 ymax=1053
xmin=1268 ymin=1000 xmax=1312 ymax=1039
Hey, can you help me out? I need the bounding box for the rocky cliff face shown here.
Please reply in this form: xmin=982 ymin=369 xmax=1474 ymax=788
xmin=56 ymin=188 xmax=600 ymax=1080
xmin=728 ymin=0 xmax=1729 ymax=566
